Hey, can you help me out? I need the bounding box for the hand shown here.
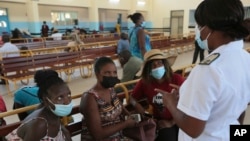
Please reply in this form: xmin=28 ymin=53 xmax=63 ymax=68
xmin=169 ymin=84 xmax=180 ymax=100
xmin=154 ymin=88 xmax=179 ymax=108
xmin=125 ymin=116 xmax=138 ymax=128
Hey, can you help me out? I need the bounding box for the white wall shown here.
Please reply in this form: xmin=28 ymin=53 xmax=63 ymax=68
xmin=152 ymin=0 xmax=250 ymax=34
xmin=1 ymin=0 xmax=250 ymax=34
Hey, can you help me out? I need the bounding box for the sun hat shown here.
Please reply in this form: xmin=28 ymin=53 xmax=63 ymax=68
xmin=136 ymin=49 xmax=177 ymax=77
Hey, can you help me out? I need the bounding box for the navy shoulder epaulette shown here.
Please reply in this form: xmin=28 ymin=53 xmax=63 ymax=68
xmin=199 ymin=53 xmax=220 ymax=65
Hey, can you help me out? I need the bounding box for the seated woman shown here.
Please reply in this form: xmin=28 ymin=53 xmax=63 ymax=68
xmin=80 ymin=57 xmax=137 ymax=141
xmin=13 ymin=70 xmax=56 ymax=121
xmin=129 ymin=49 xmax=185 ymax=141
xmin=6 ymin=69 xmax=72 ymax=141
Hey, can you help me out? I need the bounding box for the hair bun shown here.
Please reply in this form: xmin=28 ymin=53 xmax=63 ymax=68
xmin=34 ymin=69 xmax=58 ymax=87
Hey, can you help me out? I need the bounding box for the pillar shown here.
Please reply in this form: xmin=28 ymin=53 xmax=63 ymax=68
xmin=26 ymin=0 xmax=40 ymax=35
xmin=88 ymin=0 xmax=99 ymax=31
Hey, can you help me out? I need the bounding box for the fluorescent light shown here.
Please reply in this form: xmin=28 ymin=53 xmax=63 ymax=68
xmin=137 ymin=0 xmax=145 ymax=6
xmin=109 ymin=0 xmax=120 ymax=3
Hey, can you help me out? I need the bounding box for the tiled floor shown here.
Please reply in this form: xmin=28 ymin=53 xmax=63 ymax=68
xmin=1 ymin=42 xmax=250 ymax=141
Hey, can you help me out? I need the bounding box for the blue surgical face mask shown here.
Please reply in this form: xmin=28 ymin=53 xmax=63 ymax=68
xmin=198 ymin=27 xmax=211 ymax=50
xmin=47 ymin=98 xmax=73 ymax=117
xmin=151 ymin=66 xmax=166 ymax=79
xmin=141 ymin=21 xmax=146 ymax=27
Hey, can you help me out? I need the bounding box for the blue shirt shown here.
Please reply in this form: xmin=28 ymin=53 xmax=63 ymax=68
xmin=117 ymin=39 xmax=130 ymax=54
xmin=14 ymin=86 xmax=40 ymax=114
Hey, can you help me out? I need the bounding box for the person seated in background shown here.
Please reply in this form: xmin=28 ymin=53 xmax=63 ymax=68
xmin=72 ymin=26 xmax=79 ymax=34
xmin=6 ymin=69 xmax=72 ymax=141
xmin=65 ymin=33 xmax=83 ymax=52
xmin=80 ymin=57 xmax=137 ymax=141
xmin=65 ymin=29 xmax=72 ymax=36
xmin=13 ymin=69 xmax=57 ymax=121
xmin=118 ymin=50 xmax=142 ymax=83
xmin=129 ymin=49 xmax=185 ymax=141
xmin=51 ymin=29 xmax=63 ymax=40
xmin=19 ymin=46 xmax=29 ymax=57
xmin=117 ymin=32 xmax=130 ymax=54
xmin=79 ymin=28 xmax=87 ymax=34
xmin=0 ymin=95 xmax=7 ymax=126
xmin=11 ymin=28 xmax=23 ymax=43
xmin=0 ymin=34 xmax=20 ymax=85
xmin=0 ymin=34 xmax=20 ymax=58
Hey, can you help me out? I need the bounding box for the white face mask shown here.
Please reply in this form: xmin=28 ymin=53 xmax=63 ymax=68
xmin=199 ymin=27 xmax=211 ymax=50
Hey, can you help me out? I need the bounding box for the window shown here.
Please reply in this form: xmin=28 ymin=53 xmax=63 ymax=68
xmin=51 ymin=11 xmax=78 ymax=26
xmin=189 ymin=9 xmax=195 ymax=28
xmin=244 ymin=7 xmax=250 ymax=19
xmin=0 ymin=9 xmax=7 ymax=16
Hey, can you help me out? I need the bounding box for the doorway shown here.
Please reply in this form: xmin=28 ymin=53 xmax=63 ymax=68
xmin=170 ymin=10 xmax=184 ymax=39
xmin=0 ymin=8 xmax=10 ymax=35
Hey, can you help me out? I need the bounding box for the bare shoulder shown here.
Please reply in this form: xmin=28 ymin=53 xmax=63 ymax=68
xmin=80 ymin=91 xmax=97 ymax=114
xmin=17 ymin=117 xmax=47 ymax=139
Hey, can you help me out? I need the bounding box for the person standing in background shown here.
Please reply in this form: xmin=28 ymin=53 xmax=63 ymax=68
xmin=127 ymin=12 xmax=151 ymax=60
xmin=156 ymin=0 xmax=250 ymax=140
xmin=192 ymin=24 xmax=205 ymax=64
xmin=115 ymin=20 xmax=121 ymax=35
xmin=41 ymin=21 xmax=49 ymax=37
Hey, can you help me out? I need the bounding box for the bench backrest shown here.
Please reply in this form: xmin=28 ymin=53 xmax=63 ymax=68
xmin=0 ymin=56 xmax=33 ymax=73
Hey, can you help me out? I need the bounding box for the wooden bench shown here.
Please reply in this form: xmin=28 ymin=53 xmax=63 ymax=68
xmin=0 ymin=80 xmax=140 ymax=139
xmin=44 ymin=40 xmax=71 ymax=48
xmin=100 ymin=45 xmax=118 ymax=60
xmin=0 ymin=49 xmax=94 ymax=94
xmin=0 ymin=56 xmax=34 ymax=95
xmin=14 ymin=38 xmax=45 ymax=49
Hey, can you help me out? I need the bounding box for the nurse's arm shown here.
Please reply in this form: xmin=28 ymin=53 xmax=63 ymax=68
xmin=155 ymin=88 xmax=206 ymax=138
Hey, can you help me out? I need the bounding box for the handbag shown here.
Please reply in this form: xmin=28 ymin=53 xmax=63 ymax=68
xmin=123 ymin=118 xmax=156 ymax=141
